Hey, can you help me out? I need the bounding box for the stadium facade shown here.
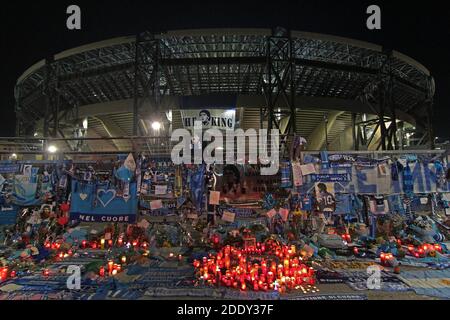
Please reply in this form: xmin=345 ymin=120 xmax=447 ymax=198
xmin=13 ymin=28 xmax=435 ymax=157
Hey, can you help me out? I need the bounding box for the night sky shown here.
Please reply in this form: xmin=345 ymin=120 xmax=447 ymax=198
xmin=1 ymin=1 xmax=449 ymax=140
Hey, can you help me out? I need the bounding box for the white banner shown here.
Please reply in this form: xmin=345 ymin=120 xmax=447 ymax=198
xmin=180 ymin=109 xmax=236 ymax=130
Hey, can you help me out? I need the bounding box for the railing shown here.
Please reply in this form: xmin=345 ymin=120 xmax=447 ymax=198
xmin=0 ymin=136 xmax=446 ymax=162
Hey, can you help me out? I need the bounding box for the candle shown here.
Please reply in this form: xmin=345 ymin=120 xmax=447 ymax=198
xmin=100 ymin=238 xmax=105 ymax=249
xmin=118 ymin=238 xmax=123 ymax=246
xmin=290 ymin=245 xmax=296 ymax=254
xmin=108 ymin=261 xmax=114 ymax=274
xmin=192 ymin=243 xmax=315 ymax=293
xmin=121 ymin=256 xmax=127 ymax=264
xmin=99 ymin=266 xmax=105 ymax=277
xmin=284 ymin=259 xmax=290 ymax=270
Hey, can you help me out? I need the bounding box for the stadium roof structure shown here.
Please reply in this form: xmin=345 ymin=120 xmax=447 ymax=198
xmin=14 ymin=28 xmax=435 ymax=153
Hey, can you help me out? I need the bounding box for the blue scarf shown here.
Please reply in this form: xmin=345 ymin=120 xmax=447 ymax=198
xmin=190 ymin=164 xmax=206 ymax=213
xmin=402 ymin=164 xmax=414 ymax=198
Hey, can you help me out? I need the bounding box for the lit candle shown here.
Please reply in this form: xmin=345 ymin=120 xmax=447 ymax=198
xmin=121 ymin=256 xmax=127 ymax=264
xmin=100 ymin=238 xmax=105 ymax=249
xmin=108 ymin=261 xmax=114 ymax=274
xmin=284 ymin=259 xmax=290 ymax=270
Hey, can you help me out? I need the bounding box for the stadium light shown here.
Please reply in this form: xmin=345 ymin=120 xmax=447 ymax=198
xmin=11 ymin=153 xmax=17 ymax=159
xmin=47 ymin=145 xmax=58 ymax=153
xmin=151 ymin=121 xmax=161 ymax=131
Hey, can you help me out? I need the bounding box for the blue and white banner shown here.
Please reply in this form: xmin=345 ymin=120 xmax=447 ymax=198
xmin=0 ymin=205 xmax=18 ymax=225
xmin=0 ymin=164 xmax=20 ymax=174
xmin=217 ymin=206 xmax=258 ymax=218
xmin=11 ymin=175 xmax=42 ymax=206
xmin=299 ymin=162 xmax=449 ymax=195
xmin=311 ymin=173 xmax=351 ymax=183
xmin=70 ymin=181 xmax=138 ymax=223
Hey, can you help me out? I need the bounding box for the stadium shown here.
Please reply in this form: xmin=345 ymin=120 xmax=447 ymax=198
xmin=2 ymin=20 xmax=450 ymax=303
xmin=13 ymin=28 xmax=435 ymax=158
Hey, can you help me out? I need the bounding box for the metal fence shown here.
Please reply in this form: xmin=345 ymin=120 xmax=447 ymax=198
xmin=0 ymin=136 xmax=447 ymax=162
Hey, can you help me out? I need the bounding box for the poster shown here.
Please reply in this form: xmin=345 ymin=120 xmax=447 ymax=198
xmin=180 ymin=109 xmax=236 ymax=130
xmin=315 ymin=182 xmax=336 ymax=212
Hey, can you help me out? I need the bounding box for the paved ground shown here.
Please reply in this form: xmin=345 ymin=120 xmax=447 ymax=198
xmin=316 ymin=283 xmax=439 ymax=300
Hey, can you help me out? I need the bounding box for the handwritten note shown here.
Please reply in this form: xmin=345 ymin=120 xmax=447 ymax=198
xmin=155 ymin=185 xmax=167 ymax=195
xmin=209 ymin=191 xmax=221 ymax=205
xmin=222 ymin=211 xmax=236 ymax=223
xmin=299 ymin=164 xmax=316 ymax=176
xmin=150 ymin=200 xmax=163 ymax=210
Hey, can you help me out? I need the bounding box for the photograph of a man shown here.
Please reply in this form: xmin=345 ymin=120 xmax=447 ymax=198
xmin=199 ymin=110 xmax=211 ymax=126
xmin=315 ymin=182 xmax=336 ymax=213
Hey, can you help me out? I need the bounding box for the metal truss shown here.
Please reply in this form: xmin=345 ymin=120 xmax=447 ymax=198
xmin=15 ymin=28 xmax=433 ymax=151
xmin=356 ymin=50 xmax=435 ymax=151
